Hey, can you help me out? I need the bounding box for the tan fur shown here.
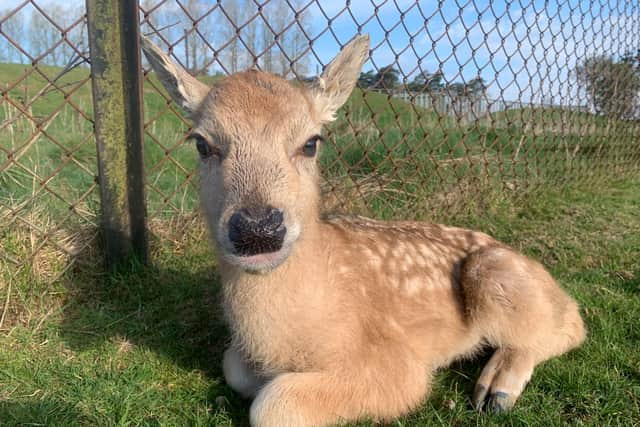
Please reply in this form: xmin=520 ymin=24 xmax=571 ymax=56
xmin=142 ymin=35 xmax=586 ymax=427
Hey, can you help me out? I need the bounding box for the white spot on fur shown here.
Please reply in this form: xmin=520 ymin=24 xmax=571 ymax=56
xmin=361 ymin=247 xmax=374 ymax=257
xmin=392 ymin=246 xmax=403 ymax=257
xmin=404 ymin=277 xmax=424 ymax=296
xmin=369 ymin=256 xmax=382 ymax=269
xmin=387 ymin=318 xmax=403 ymax=332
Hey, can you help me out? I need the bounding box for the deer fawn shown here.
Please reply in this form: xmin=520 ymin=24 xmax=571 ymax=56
xmin=142 ymin=35 xmax=585 ymax=427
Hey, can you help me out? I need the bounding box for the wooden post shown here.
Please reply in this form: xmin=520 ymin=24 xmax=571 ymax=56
xmin=86 ymin=0 xmax=148 ymax=268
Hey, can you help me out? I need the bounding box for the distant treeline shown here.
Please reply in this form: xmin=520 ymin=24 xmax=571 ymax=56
xmin=358 ymin=66 xmax=487 ymax=97
xmin=0 ymin=0 xmax=312 ymax=77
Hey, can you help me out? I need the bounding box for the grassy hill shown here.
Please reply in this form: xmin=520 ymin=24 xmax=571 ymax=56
xmin=1 ymin=175 xmax=639 ymax=426
xmin=2 ymin=62 xmax=637 ymax=222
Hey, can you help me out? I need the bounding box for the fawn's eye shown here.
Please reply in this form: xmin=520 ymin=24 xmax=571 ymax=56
xmin=302 ymin=135 xmax=323 ymax=157
xmin=190 ymin=133 xmax=217 ymax=159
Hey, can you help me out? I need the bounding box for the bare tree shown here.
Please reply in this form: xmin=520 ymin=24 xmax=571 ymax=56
xmin=195 ymin=5 xmax=217 ymax=75
xmin=136 ymin=0 xmax=309 ymax=76
xmin=257 ymin=0 xmax=311 ymax=76
xmin=145 ymin=2 xmax=186 ymax=68
xmin=243 ymin=7 xmax=260 ymax=69
xmin=24 ymin=4 xmax=82 ymax=66
xmin=220 ymin=0 xmax=245 ymax=73
xmin=287 ymin=0 xmax=310 ymax=76
xmin=259 ymin=10 xmax=275 ymax=73
xmin=0 ymin=8 xmax=26 ymax=63
xmin=65 ymin=5 xmax=89 ymax=61
xmin=183 ymin=0 xmax=203 ymax=74
xmin=272 ymin=0 xmax=291 ymax=76
xmin=140 ymin=0 xmax=160 ymax=42
xmin=53 ymin=6 xmax=75 ymax=66
xmin=29 ymin=9 xmax=60 ymax=65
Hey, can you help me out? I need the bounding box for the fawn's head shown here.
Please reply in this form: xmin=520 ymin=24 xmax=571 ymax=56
xmin=142 ymin=35 xmax=369 ymax=273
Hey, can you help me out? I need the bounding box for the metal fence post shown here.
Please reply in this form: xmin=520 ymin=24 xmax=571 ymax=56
xmin=86 ymin=0 xmax=148 ymax=268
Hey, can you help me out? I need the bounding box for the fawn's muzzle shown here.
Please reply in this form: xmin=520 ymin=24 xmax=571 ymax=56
xmin=228 ymin=206 xmax=286 ymax=256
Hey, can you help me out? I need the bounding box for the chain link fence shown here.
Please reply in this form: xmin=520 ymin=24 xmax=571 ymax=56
xmin=1 ymin=0 xmax=640 ymax=292
xmin=0 ymin=1 xmax=97 ymax=298
xmin=140 ymin=0 xmax=640 ymax=221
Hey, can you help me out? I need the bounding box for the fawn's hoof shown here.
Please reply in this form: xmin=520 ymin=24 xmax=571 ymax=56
xmin=473 ymin=385 xmax=514 ymax=412
xmin=485 ymin=391 xmax=512 ymax=412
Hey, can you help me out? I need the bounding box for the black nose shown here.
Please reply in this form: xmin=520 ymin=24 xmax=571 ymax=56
xmin=228 ymin=206 xmax=286 ymax=256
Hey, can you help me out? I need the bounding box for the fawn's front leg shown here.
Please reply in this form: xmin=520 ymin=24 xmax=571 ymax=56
xmin=223 ymin=347 xmax=267 ymax=398
xmin=249 ymin=362 xmax=429 ymax=427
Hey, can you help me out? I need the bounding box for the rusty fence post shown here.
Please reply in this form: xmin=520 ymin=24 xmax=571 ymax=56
xmin=86 ymin=0 xmax=148 ymax=268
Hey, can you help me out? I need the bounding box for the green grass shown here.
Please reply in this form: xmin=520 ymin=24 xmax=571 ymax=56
xmin=1 ymin=178 xmax=639 ymax=425
xmin=1 ymin=61 xmax=640 ymax=425
xmin=2 ymin=62 xmax=639 ymax=222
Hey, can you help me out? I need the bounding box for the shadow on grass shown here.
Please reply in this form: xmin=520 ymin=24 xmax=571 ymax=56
xmin=56 ymin=252 xmax=252 ymax=425
xmin=60 ymin=261 xmax=223 ymax=371
xmin=0 ymin=400 xmax=88 ymax=426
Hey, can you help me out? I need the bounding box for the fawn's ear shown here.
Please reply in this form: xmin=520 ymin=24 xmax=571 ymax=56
xmin=312 ymin=34 xmax=370 ymax=123
xmin=141 ymin=36 xmax=209 ymax=115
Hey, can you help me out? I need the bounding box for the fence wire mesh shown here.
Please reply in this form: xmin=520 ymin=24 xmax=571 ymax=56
xmin=137 ymin=0 xmax=640 ymax=220
xmin=0 ymin=1 xmax=97 ymax=295
xmin=1 ymin=0 xmax=640 ymax=291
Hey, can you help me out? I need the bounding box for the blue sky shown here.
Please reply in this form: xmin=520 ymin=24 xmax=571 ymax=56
xmin=306 ymin=0 xmax=639 ymax=104
xmin=3 ymin=0 xmax=639 ymax=103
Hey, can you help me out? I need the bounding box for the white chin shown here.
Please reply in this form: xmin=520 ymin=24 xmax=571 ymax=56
xmin=222 ymin=246 xmax=292 ymax=273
